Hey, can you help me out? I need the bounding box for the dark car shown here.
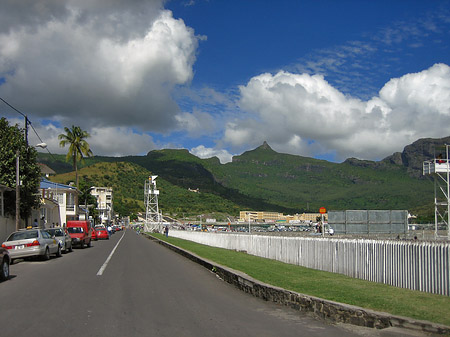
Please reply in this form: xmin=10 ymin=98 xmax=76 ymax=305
xmin=0 ymin=247 xmax=10 ymax=281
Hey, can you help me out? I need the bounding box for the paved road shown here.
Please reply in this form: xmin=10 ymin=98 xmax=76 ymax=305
xmin=0 ymin=229 xmax=427 ymax=337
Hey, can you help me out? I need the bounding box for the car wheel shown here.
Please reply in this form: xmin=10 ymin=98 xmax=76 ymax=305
xmin=80 ymin=240 xmax=85 ymax=249
xmin=56 ymin=245 xmax=62 ymax=257
xmin=87 ymin=239 xmax=91 ymax=248
xmin=0 ymin=258 xmax=10 ymax=281
xmin=42 ymin=247 xmax=50 ymax=260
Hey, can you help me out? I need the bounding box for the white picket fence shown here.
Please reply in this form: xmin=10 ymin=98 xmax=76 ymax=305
xmin=170 ymin=230 xmax=450 ymax=296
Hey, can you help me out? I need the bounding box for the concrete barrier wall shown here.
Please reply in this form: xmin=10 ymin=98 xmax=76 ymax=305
xmin=170 ymin=230 xmax=450 ymax=296
xmin=0 ymin=216 xmax=16 ymax=243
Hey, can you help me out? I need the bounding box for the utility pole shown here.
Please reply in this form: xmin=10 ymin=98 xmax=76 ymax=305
xmin=24 ymin=116 xmax=29 ymax=146
xmin=15 ymin=149 xmax=20 ymax=231
xmin=15 ymin=116 xmax=28 ymax=231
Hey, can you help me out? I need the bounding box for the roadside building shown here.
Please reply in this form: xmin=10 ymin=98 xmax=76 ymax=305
xmin=239 ymin=211 xmax=283 ymax=223
xmin=239 ymin=211 xmax=327 ymax=223
xmin=90 ymin=187 xmax=113 ymax=225
xmin=37 ymin=163 xmax=56 ymax=178
xmin=294 ymin=213 xmax=328 ymax=222
xmin=39 ymin=178 xmax=79 ymax=227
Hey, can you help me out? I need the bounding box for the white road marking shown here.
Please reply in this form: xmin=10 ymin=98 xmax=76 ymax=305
xmin=96 ymin=231 xmax=126 ymax=276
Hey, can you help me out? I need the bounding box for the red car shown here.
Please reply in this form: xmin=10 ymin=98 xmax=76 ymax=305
xmin=67 ymin=220 xmax=92 ymax=248
xmin=91 ymin=228 xmax=98 ymax=241
xmin=95 ymin=228 xmax=109 ymax=240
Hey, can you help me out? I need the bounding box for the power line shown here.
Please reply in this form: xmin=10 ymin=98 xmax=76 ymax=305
xmin=0 ymin=96 xmax=58 ymax=161
xmin=0 ymin=96 xmax=27 ymax=118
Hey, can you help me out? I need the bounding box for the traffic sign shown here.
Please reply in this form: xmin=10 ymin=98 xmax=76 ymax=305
xmin=319 ymin=207 xmax=326 ymax=214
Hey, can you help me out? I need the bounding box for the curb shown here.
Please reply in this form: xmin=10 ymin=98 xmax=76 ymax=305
xmin=142 ymin=233 xmax=450 ymax=335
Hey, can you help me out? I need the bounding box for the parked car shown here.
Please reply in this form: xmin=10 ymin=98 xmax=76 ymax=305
xmin=91 ymin=228 xmax=98 ymax=241
xmin=67 ymin=220 xmax=92 ymax=248
xmin=95 ymin=227 xmax=109 ymax=240
xmin=1 ymin=229 xmax=62 ymax=263
xmin=44 ymin=228 xmax=73 ymax=253
xmin=0 ymin=247 xmax=11 ymax=281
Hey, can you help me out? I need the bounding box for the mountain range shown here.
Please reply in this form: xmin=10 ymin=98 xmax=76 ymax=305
xmin=38 ymin=137 xmax=449 ymax=222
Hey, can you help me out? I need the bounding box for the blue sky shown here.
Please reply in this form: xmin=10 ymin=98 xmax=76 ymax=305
xmin=1 ymin=0 xmax=450 ymax=163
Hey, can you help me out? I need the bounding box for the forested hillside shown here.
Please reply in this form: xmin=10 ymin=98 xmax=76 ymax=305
xmin=39 ymin=137 xmax=444 ymax=221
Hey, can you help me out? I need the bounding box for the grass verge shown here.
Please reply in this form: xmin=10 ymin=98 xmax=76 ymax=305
xmin=150 ymin=233 xmax=450 ymax=326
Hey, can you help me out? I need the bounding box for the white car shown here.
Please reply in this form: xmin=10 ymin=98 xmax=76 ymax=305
xmin=45 ymin=228 xmax=73 ymax=253
xmin=1 ymin=229 xmax=62 ymax=263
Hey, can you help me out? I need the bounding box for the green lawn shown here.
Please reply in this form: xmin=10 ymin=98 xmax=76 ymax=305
xmin=150 ymin=233 xmax=450 ymax=326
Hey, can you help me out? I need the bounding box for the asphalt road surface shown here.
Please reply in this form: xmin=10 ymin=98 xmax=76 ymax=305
xmin=0 ymin=229 xmax=428 ymax=337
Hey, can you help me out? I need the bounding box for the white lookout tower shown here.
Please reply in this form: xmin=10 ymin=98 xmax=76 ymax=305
xmin=423 ymin=145 xmax=450 ymax=240
xmin=144 ymin=175 xmax=161 ymax=232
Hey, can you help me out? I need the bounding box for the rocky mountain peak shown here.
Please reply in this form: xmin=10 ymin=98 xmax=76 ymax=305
xmin=262 ymin=141 xmax=271 ymax=150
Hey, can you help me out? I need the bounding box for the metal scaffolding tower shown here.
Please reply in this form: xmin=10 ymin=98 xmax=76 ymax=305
xmin=144 ymin=175 xmax=161 ymax=232
xmin=423 ymin=144 xmax=450 ymax=240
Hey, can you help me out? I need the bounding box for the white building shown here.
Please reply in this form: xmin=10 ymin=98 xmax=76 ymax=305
xmin=39 ymin=178 xmax=79 ymax=227
xmin=90 ymin=187 xmax=113 ymax=225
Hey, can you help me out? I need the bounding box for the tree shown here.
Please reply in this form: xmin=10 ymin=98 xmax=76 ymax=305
xmin=58 ymin=125 xmax=93 ymax=188
xmin=0 ymin=118 xmax=41 ymax=221
xmin=78 ymin=179 xmax=99 ymax=224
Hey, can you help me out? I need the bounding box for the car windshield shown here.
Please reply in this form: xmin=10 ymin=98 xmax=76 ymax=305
xmin=67 ymin=227 xmax=84 ymax=233
xmin=54 ymin=229 xmax=64 ymax=236
xmin=45 ymin=229 xmax=56 ymax=235
xmin=7 ymin=230 xmax=39 ymax=241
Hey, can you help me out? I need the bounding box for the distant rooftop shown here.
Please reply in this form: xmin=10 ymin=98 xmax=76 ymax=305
xmin=38 ymin=163 xmax=56 ymax=176
xmin=40 ymin=178 xmax=77 ymax=190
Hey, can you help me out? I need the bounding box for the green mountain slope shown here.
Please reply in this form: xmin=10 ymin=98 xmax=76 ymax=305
xmin=205 ymin=142 xmax=433 ymax=213
xmin=50 ymin=161 xmax=241 ymax=219
xmin=39 ymin=138 xmax=440 ymax=220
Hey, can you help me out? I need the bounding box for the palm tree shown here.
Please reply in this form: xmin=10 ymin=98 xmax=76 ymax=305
xmin=58 ymin=126 xmax=93 ymax=188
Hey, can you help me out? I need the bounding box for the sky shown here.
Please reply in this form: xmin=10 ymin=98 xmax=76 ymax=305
xmin=1 ymin=0 xmax=450 ymax=164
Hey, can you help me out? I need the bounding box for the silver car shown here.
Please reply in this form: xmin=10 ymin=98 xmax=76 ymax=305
xmin=45 ymin=228 xmax=73 ymax=253
xmin=1 ymin=229 xmax=62 ymax=263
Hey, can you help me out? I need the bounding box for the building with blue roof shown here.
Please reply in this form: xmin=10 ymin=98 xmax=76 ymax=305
xmin=34 ymin=178 xmax=80 ymax=227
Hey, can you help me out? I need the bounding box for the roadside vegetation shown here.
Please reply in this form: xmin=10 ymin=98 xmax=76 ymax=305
xmin=150 ymin=233 xmax=450 ymax=327
xmin=0 ymin=118 xmax=41 ymax=221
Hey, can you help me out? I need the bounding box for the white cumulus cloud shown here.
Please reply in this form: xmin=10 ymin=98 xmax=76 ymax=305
xmin=26 ymin=122 xmax=157 ymax=157
xmin=190 ymin=145 xmax=232 ymax=164
xmin=174 ymin=108 xmax=216 ymax=137
xmin=225 ymin=63 xmax=450 ymax=161
xmin=0 ymin=0 xmax=199 ymax=139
